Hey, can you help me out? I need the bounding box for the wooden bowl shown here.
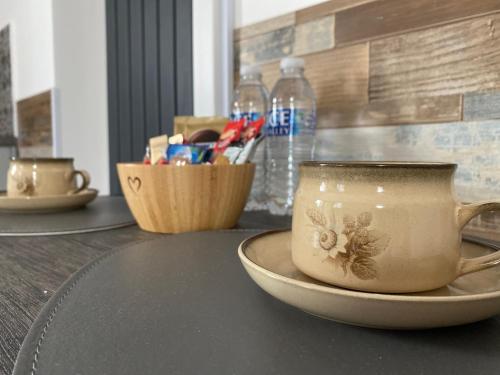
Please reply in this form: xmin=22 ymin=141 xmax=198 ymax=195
xmin=117 ymin=163 xmax=255 ymax=233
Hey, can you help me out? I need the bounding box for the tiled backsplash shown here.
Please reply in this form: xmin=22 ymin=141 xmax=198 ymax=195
xmin=315 ymin=120 xmax=500 ymax=202
xmin=235 ymin=0 xmax=500 ymax=200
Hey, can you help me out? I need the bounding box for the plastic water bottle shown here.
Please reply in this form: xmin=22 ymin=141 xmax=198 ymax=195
xmin=231 ymin=64 xmax=269 ymax=211
xmin=266 ymin=57 xmax=316 ymax=215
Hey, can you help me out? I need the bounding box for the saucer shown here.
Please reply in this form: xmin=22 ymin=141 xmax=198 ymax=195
xmin=238 ymin=230 xmax=500 ymax=329
xmin=0 ymin=189 xmax=98 ymax=213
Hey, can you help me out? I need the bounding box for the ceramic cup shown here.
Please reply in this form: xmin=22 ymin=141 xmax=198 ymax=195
xmin=291 ymin=161 xmax=500 ymax=293
xmin=7 ymin=158 xmax=90 ymax=197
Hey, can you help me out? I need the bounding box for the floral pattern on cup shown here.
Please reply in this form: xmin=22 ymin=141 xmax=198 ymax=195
xmin=306 ymin=208 xmax=390 ymax=280
xmin=306 ymin=208 xmax=338 ymax=250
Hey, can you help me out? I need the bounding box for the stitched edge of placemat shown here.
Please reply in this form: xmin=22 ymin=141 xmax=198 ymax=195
xmin=13 ymin=230 xmax=499 ymax=374
xmin=12 ymin=228 xmax=268 ymax=375
xmin=0 ymin=221 xmax=137 ymax=237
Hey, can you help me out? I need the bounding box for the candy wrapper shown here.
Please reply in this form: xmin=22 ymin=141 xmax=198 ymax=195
xmin=235 ymin=133 xmax=265 ymax=164
xmin=143 ymin=146 xmax=151 ymax=164
xmin=242 ymin=117 xmax=265 ymax=142
xmin=169 ymin=133 xmax=184 ymax=145
xmin=149 ymin=135 xmax=168 ymax=164
xmin=166 ymin=144 xmax=209 ymax=165
xmin=145 ymin=116 xmax=263 ymax=166
xmin=214 ymin=118 xmax=245 ymax=153
xmin=231 ymin=117 xmax=266 ymax=164
xmin=223 ymin=147 xmax=243 ymax=164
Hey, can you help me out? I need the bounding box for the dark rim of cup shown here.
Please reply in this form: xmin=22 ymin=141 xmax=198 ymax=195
xmin=10 ymin=157 xmax=74 ymax=162
xmin=300 ymin=161 xmax=457 ymax=169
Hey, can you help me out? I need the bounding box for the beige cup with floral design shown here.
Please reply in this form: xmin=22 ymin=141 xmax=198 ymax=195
xmin=7 ymin=158 xmax=90 ymax=197
xmin=291 ymin=161 xmax=500 ymax=293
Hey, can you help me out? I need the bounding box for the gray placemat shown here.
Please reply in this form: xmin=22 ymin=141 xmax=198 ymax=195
xmin=237 ymin=210 xmax=292 ymax=229
xmin=13 ymin=231 xmax=500 ymax=375
xmin=0 ymin=196 xmax=135 ymax=236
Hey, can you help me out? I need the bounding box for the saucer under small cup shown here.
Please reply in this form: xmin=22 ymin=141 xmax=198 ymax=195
xmin=238 ymin=230 xmax=500 ymax=329
xmin=0 ymin=189 xmax=98 ymax=213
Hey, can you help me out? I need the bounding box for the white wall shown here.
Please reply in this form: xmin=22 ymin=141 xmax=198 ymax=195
xmin=52 ymin=0 xmax=109 ymax=194
xmin=193 ymin=0 xmax=235 ymax=117
xmin=0 ymin=0 xmax=55 ymax=114
xmin=0 ymin=0 xmax=55 ymax=189
xmin=193 ymin=0 xmax=221 ymax=116
xmin=234 ymin=0 xmax=328 ymax=28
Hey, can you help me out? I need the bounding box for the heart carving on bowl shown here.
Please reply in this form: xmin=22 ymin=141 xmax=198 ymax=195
xmin=127 ymin=176 xmax=142 ymax=193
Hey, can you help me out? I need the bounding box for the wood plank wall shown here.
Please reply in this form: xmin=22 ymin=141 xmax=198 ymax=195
xmin=16 ymin=91 xmax=52 ymax=157
xmin=234 ymin=0 xmax=500 ymax=129
xmin=0 ymin=25 xmax=13 ymax=140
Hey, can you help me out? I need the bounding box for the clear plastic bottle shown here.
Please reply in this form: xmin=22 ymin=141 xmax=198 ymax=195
xmin=266 ymin=57 xmax=316 ymax=215
xmin=231 ymin=64 xmax=269 ymax=211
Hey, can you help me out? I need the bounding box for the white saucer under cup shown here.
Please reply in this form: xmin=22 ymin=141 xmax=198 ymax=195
xmin=0 ymin=189 xmax=98 ymax=213
xmin=239 ymin=230 xmax=500 ymax=330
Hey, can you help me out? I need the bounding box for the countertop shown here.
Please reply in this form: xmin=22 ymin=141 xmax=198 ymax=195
xmin=0 ymin=210 xmax=291 ymax=375
xmin=0 ymin=207 xmax=497 ymax=375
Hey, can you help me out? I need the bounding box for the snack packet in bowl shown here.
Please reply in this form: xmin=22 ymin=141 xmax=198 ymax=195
xmin=166 ymin=144 xmax=208 ymax=165
xmin=214 ymin=118 xmax=245 ymax=153
xmin=242 ymin=117 xmax=265 ymax=142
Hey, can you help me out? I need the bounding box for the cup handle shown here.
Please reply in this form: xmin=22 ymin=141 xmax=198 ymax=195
xmin=69 ymin=170 xmax=91 ymax=194
xmin=457 ymin=201 xmax=500 ymax=276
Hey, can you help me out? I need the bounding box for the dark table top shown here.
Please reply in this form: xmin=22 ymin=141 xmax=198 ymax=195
xmin=12 ymin=227 xmax=500 ymax=375
xmin=0 ymin=209 xmax=290 ymax=375
xmin=0 ymin=204 xmax=497 ymax=375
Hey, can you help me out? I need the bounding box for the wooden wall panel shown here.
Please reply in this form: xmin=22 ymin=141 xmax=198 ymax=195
xmin=293 ymin=15 xmax=335 ymax=56
xmin=464 ymin=92 xmax=500 ymax=121
xmin=256 ymin=43 xmax=462 ymax=128
xmin=296 ymin=0 xmax=376 ymax=24
xmin=234 ymin=0 xmax=500 ymax=129
xmin=317 ymin=95 xmax=461 ymax=128
xmin=234 ymin=13 xmax=295 ymax=41
xmin=236 ymin=15 xmax=334 ymax=67
xmin=336 ymin=0 xmax=500 ymax=45
xmin=17 ymin=91 xmax=53 ymax=157
xmin=259 ymin=44 xmax=369 ymax=124
xmin=304 ymin=44 xmax=368 ymax=110
xmin=370 ymin=14 xmax=500 ymax=101
xmin=237 ymin=26 xmax=294 ymax=66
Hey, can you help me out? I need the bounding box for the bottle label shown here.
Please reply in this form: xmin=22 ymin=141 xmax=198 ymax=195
xmin=230 ymin=112 xmax=262 ymax=122
xmin=267 ymin=108 xmax=315 ymax=136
